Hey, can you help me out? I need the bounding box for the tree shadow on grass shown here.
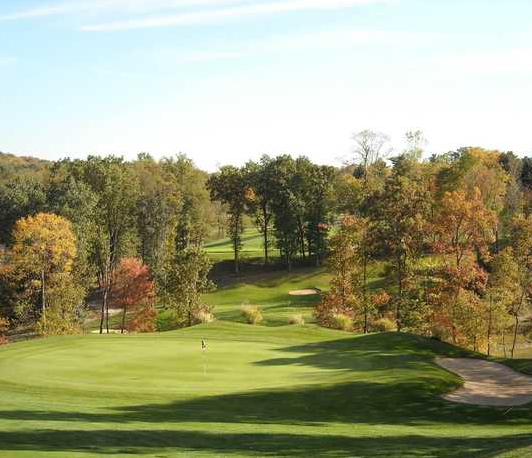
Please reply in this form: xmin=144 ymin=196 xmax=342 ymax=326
xmin=0 ymin=429 xmax=531 ymax=458
xmin=2 ymin=334 xmax=532 ymax=428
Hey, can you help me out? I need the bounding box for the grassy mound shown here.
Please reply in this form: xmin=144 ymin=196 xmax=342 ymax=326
xmin=0 ymin=322 xmax=531 ymax=457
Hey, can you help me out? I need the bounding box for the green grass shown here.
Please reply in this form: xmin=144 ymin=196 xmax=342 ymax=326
xmin=204 ymin=266 xmax=331 ymax=325
xmin=204 ymin=229 xmax=277 ymax=261
xmin=0 ymin=322 xmax=532 ymax=457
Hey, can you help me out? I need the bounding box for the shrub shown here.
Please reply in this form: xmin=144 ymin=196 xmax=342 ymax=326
xmin=128 ymin=303 xmax=158 ymax=333
xmin=431 ymin=324 xmax=450 ymax=342
xmin=193 ymin=305 xmax=215 ymax=324
xmin=289 ymin=314 xmax=305 ymax=325
xmin=0 ymin=317 xmax=9 ymax=345
xmin=241 ymin=304 xmax=263 ymax=325
xmin=372 ymin=317 xmax=396 ymax=333
xmin=313 ymin=294 xmax=355 ymax=329
xmin=331 ymin=313 xmax=354 ymax=332
xmin=156 ymin=310 xmax=183 ymax=332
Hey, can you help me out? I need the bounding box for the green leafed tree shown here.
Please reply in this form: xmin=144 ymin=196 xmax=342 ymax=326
xmin=207 ymin=166 xmax=248 ymax=274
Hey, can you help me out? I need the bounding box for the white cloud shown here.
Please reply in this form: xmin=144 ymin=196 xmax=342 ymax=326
xmin=0 ymin=0 xmax=256 ymax=22
xmin=154 ymin=29 xmax=436 ymax=65
xmin=81 ymin=0 xmax=395 ymax=31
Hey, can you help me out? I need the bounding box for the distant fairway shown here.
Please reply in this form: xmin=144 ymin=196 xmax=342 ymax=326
xmin=204 ymin=229 xmax=274 ymax=261
xmin=1 ymin=322 xmax=532 ymax=457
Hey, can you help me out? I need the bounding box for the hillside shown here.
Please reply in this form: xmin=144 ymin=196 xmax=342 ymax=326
xmin=0 ymin=151 xmax=49 ymax=179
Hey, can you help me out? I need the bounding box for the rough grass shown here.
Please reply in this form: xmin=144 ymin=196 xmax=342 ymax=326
xmin=0 ymin=322 xmax=531 ymax=457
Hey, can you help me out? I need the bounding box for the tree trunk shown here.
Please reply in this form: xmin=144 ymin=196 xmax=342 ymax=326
xmin=502 ymin=331 xmax=507 ymax=358
xmin=363 ymin=255 xmax=368 ymax=334
xmin=41 ymin=269 xmax=46 ymax=321
xmin=262 ymin=207 xmax=269 ymax=266
xmin=121 ymin=305 xmax=127 ymax=334
xmin=99 ymin=289 xmax=105 ymax=334
xmin=487 ymin=295 xmax=493 ymax=356
xmin=105 ymin=286 xmax=110 ymax=334
xmin=511 ymin=316 xmax=519 ymax=359
xmin=263 ymin=222 xmax=269 ymax=266
xmin=396 ymin=253 xmax=403 ymax=332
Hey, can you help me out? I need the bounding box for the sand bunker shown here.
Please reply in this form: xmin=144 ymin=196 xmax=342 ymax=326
xmin=436 ymin=358 xmax=532 ymax=407
xmin=289 ymin=289 xmax=320 ymax=296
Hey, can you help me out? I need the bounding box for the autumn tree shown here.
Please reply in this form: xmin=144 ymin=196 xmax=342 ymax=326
xmin=430 ymin=186 xmax=496 ymax=348
xmin=10 ymin=213 xmax=83 ymax=333
xmin=315 ymin=216 xmax=360 ymax=329
xmin=111 ymin=257 xmax=155 ymax=334
xmin=372 ymin=156 xmax=431 ymax=331
xmin=315 ymin=216 xmax=374 ymax=332
xmin=487 ymin=249 xmax=517 ymax=356
xmin=433 ymin=187 xmax=497 ymax=268
xmin=506 ymin=215 xmax=532 ymax=357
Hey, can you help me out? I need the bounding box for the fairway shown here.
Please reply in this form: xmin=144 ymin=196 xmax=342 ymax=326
xmin=1 ymin=322 xmax=532 ymax=458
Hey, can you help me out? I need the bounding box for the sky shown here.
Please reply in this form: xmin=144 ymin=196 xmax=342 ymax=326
xmin=1 ymin=0 xmax=532 ymax=171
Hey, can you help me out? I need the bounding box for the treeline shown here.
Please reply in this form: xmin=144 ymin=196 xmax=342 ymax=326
xmin=207 ymin=155 xmax=336 ymax=272
xmin=2 ymin=131 xmax=532 ymax=355
xmin=315 ymin=132 xmax=532 ymax=356
xmin=0 ymin=154 xmax=218 ymax=337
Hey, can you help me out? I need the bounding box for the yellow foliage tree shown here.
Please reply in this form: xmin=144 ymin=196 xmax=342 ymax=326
xmin=11 ymin=213 xmax=78 ymax=326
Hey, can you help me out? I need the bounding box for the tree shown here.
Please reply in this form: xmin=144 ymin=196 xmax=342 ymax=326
xmin=81 ymin=156 xmax=140 ymax=334
xmin=351 ymin=130 xmax=391 ymax=185
xmin=166 ymin=245 xmax=214 ymax=327
xmin=111 ymin=257 xmax=155 ymax=334
xmin=431 ymin=258 xmax=488 ymax=348
xmin=10 ymin=213 xmax=83 ymax=333
xmin=372 ymin=156 xmax=430 ymax=331
xmin=433 ymin=188 xmax=497 ymax=268
xmin=315 ymin=216 xmax=374 ymax=332
xmin=245 ymin=156 xmax=276 ymax=265
xmin=0 ymin=315 xmax=9 ymax=345
xmin=403 ymin=130 xmax=427 ymax=161
xmin=207 ymin=166 xmax=248 ymax=274
xmin=0 ymin=176 xmax=46 ymax=245
xmin=270 ymin=156 xmax=301 ymax=271
xmin=487 ymin=249 xmax=517 ymax=356
xmin=304 ymin=164 xmax=336 ymax=267
xmin=11 ymin=213 xmax=77 ymax=321
xmin=507 ymin=215 xmax=532 ymax=357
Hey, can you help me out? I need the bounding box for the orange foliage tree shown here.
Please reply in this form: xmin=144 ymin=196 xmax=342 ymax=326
xmin=430 ymin=188 xmax=496 ymax=348
xmin=111 ymin=257 xmax=156 ymax=333
xmin=433 ymin=187 xmax=497 ymax=268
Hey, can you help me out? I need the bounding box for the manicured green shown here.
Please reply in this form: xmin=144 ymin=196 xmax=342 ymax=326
xmin=0 ymin=321 xmax=532 ymax=457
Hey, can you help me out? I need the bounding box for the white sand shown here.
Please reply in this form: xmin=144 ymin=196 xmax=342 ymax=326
xmin=436 ymin=357 xmax=532 ymax=407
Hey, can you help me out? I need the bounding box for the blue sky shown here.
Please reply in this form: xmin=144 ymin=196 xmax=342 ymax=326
xmin=1 ymin=0 xmax=532 ymax=170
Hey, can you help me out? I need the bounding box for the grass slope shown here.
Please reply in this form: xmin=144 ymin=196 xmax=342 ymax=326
xmin=0 ymin=322 xmax=531 ymax=457
xmin=204 ymin=229 xmax=275 ymax=261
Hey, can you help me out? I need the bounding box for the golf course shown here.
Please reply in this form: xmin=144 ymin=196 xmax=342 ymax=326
xmin=1 ymin=322 xmax=532 ymax=457
xmin=1 ymin=230 xmax=532 ymax=458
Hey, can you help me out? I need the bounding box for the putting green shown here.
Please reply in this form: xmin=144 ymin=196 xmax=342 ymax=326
xmin=0 ymin=322 xmax=531 ymax=458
